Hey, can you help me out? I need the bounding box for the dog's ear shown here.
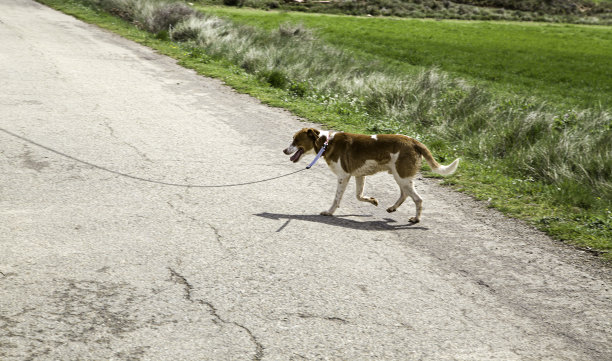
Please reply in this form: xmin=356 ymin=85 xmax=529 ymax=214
xmin=307 ymin=128 xmax=320 ymax=140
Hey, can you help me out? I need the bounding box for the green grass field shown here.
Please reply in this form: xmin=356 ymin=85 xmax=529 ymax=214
xmin=200 ymin=6 xmax=612 ymax=110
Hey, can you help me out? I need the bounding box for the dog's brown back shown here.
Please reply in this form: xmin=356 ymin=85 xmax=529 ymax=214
xmin=322 ymin=133 xmax=442 ymax=178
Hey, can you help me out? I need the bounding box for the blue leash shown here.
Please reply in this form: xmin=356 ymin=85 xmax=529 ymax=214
xmin=306 ymin=139 xmax=328 ymax=169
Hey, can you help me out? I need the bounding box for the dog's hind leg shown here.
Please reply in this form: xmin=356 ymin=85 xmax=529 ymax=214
xmin=403 ymin=178 xmax=423 ymax=223
xmin=387 ymin=170 xmax=409 ymax=213
xmin=387 ymin=177 xmax=422 ymax=223
xmin=321 ymin=175 xmax=351 ymax=216
xmin=386 ymin=187 xmax=407 ymax=214
xmin=355 ymin=176 xmax=378 ymax=206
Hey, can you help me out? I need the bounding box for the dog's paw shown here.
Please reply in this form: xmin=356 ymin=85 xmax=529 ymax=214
xmin=408 ymin=217 xmax=420 ymax=224
xmin=320 ymin=211 xmax=333 ymax=216
xmin=369 ymin=198 xmax=378 ymax=206
xmin=386 ymin=207 xmax=396 ymax=213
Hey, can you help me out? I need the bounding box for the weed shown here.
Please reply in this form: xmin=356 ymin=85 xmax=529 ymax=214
xmin=289 ymin=81 xmax=309 ymax=97
xmin=154 ymin=29 xmax=170 ymax=40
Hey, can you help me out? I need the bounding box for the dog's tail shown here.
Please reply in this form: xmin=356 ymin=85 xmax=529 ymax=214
xmin=415 ymin=141 xmax=460 ymax=176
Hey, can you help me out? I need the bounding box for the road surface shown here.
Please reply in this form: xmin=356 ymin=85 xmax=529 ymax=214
xmin=1 ymin=0 xmax=610 ymax=359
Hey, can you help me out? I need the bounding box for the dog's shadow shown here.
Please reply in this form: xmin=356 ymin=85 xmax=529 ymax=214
xmin=255 ymin=212 xmax=429 ymax=232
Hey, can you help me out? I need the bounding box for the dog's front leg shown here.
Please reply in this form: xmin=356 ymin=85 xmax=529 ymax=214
xmin=355 ymin=176 xmax=378 ymax=206
xmin=321 ymin=175 xmax=351 ymax=216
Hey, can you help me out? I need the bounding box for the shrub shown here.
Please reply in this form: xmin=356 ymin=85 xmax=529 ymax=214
xmin=261 ymin=69 xmax=288 ymax=88
xmin=223 ymin=0 xmax=242 ymax=6
xmin=289 ymin=81 xmax=309 ymax=97
xmin=170 ymin=19 xmax=202 ymax=41
xmin=149 ymin=2 xmax=198 ymax=33
xmin=154 ymin=29 xmax=170 ymax=40
xmin=81 ymin=0 xmax=198 ymax=32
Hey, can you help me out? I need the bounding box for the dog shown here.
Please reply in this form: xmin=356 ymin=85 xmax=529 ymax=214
xmin=283 ymin=128 xmax=460 ymax=223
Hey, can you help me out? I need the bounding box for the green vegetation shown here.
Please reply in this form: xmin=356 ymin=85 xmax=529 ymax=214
xmin=452 ymin=0 xmax=612 ymax=14
xmin=36 ymin=0 xmax=611 ymax=260
xmin=201 ymin=6 xmax=612 ymax=109
xmin=203 ymin=0 xmax=612 ymax=24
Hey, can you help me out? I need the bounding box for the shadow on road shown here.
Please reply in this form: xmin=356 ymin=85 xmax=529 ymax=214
xmin=255 ymin=212 xmax=429 ymax=232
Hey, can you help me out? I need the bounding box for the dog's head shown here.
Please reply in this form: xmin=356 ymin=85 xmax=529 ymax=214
xmin=283 ymin=128 xmax=320 ymax=163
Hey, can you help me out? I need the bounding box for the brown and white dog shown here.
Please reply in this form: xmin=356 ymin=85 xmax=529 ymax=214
xmin=284 ymin=128 xmax=460 ymax=223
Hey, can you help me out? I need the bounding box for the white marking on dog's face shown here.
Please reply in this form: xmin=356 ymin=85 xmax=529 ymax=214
xmin=371 ymin=135 xmax=377 ymax=140
xmin=283 ymin=144 xmax=297 ymax=155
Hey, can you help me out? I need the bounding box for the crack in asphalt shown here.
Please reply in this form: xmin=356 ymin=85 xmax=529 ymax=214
xmin=167 ymin=267 xmax=264 ymax=361
xmin=199 ymin=300 xmax=264 ymax=361
xmin=277 ymin=312 xmax=418 ymax=333
xmin=166 ymin=199 xmax=233 ymax=254
xmin=102 ymin=120 xmax=152 ymax=163
xmin=206 ymin=222 xmax=233 ymax=255
xmin=296 ymin=313 xmax=349 ymax=324
xmin=168 ymin=267 xmax=194 ymax=301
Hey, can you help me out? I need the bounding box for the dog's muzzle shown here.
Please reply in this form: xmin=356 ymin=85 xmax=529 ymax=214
xmin=283 ymin=145 xmax=296 ymax=155
xmin=284 ymin=145 xmax=304 ymax=162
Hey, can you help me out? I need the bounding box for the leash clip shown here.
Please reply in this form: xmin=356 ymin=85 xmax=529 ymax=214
xmin=306 ymin=139 xmax=328 ymax=169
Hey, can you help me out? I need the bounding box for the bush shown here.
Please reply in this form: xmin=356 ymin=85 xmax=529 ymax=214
xmin=289 ymin=81 xmax=309 ymax=97
xmin=223 ymin=0 xmax=242 ymax=6
xmin=261 ymin=70 xmax=288 ymax=88
xmin=149 ymin=2 xmax=198 ymax=33
xmin=170 ymin=19 xmax=202 ymax=41
xmin=154 ymin=29 xmax=170 ymax=41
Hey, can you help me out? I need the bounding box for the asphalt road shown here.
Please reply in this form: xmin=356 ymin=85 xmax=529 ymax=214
xmin=1 ymin=0 xmax=611 ymax=360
